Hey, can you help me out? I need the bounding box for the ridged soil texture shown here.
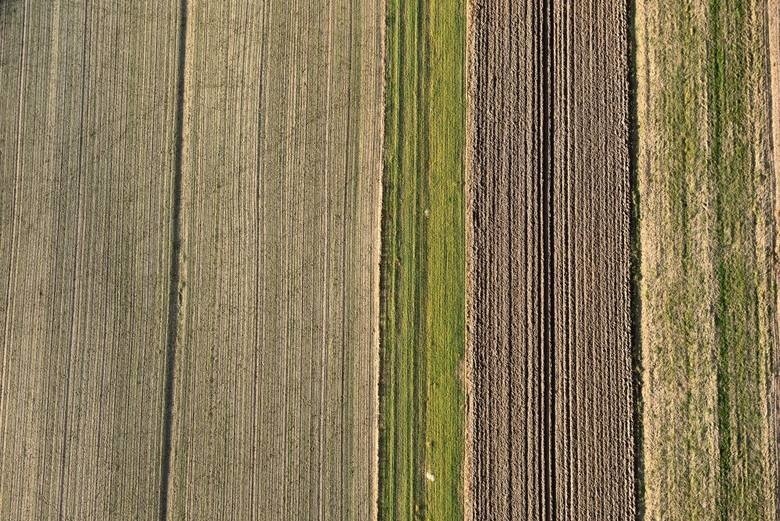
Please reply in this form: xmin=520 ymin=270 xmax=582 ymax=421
xmin=0 ymin=2 xmax=181 ymax=518
xmin=164 ymin=1 xmax=385 ymax=520
xmin=466 ymin=1 xmax=635 ymax=519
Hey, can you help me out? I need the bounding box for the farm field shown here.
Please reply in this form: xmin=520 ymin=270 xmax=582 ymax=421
xmin=0 ymin=0 xmax=779 ymax=520
xmin=163 ymin=0 xmax=384 ymax=519
xmin=0 ymin=2 xmax=179 ymax=518
xmin=0 ymin=1 xmax=384 ymax=519
xmin=467 ymin=1 xmax=635 ymax=519
xmin=637 ymin=0 xmax=778 ymax=518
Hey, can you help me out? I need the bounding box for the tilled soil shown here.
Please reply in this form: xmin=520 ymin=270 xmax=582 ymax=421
xmin=467 ymin=2 xmax=635 ymax=518
xmin=0 ymin=2 xmax=180 ymax=518
xmin=0 ymin=1 xmax=384 ymax=520
xmin=166 ymin=1 xmax=384 ymax=519
xmin=4 ymin=1 xmax=778 ymax=519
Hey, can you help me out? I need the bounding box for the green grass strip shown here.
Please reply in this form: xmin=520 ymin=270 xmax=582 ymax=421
xmin=378 ymin=0 xmax=465 ymax=519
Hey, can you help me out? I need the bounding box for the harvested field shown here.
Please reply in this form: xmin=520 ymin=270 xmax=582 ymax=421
xmin=0 ymin=2 xmax=180 ymax=518
xmin=637 ymin=0 xmax=778 ymax=518
xmin=379 ymin=0 xmax=465 ymax=519
xmin=165 ymin=0 xmax=384 ymax=519
xmin=466 ymin=1 xmax=635 ymax=519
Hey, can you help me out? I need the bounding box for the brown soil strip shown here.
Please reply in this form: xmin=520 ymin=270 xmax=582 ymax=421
xmin=467 ymin=1 xmax=635 ymax=518
xmin=165 ymin=1 xmax=384 ymax=519
xmin=0 ymin=2 xmax=181 ymax=518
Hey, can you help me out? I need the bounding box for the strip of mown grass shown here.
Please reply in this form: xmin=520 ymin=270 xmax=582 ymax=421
xmin=637 ymin=0 xmax=776 ymax=518
xmin=378 ymin=0 xmax=465 ymax=519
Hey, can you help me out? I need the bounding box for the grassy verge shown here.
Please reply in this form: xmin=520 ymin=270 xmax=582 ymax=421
xmin=378 ymin=0 xmax=465 ymax=519
xmin=637 ymin=0 xmax=776 ymax=518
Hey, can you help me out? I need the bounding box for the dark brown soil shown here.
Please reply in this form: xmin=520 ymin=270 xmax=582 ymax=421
xmin=466 ymin=2 xmax=635 ymax=518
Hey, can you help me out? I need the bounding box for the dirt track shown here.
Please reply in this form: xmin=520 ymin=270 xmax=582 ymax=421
xmin=467 ymin=2 xmax=635 ymax=518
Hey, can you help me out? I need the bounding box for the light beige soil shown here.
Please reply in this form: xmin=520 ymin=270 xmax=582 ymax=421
xmin=0 ymin=1 xmax=384 ymax=519
xmin=165 ymin=1 xmax=384 ymax=519
xmin=466 ymin=2 xmax=634 ymax=519
xmin=0 ymin=2 xmax=180 ymax=518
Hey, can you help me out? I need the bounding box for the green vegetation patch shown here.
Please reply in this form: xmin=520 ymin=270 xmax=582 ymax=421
xmin=378 ymin=0 xmax=465 ymax=520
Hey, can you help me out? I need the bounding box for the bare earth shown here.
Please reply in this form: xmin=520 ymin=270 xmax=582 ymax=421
xmin=165 ymin=1 xmax=384 ymax=519
xmin=0 ymin=2 xmax=180 ymax=518
xmin=0 ymin=1 xmax=384 ymax=519
xmin=467 ymin=1 xmax=635 ymax=519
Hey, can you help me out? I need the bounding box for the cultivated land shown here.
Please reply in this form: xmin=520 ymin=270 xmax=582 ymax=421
xmin=0 ymin=1 xmax=384 ymax=519
xmin=165 ymin=0 xmax=384 ymax=519
xmin=0 ymin=1 xmax=180 ymax=518
xmin=379 ymin=0 xmax=465 ymax=519
xmin=637 ymin=0 xmax=777 ymax=518
xmin=5 ymin=1 xmax=780 ymax=519
xmin=467 ymin=1 xmax=635 ymax=519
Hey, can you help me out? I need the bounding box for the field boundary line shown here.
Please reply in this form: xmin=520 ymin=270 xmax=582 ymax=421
xmin=158 ymin=1 xmax=188 ymax=519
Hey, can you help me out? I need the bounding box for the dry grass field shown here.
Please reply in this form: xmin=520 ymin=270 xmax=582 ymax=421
xmin=637 ymin=0 xmax=778 ymax=518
